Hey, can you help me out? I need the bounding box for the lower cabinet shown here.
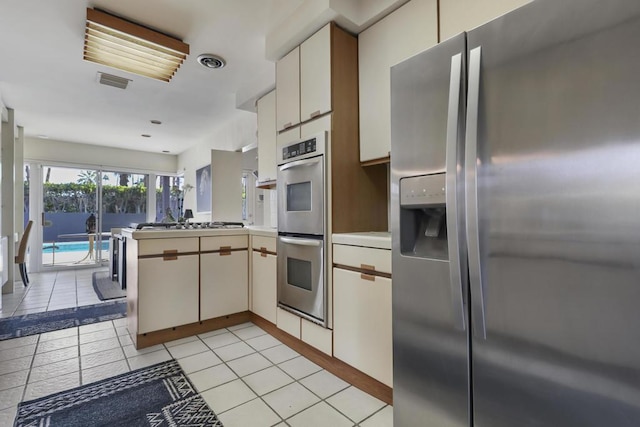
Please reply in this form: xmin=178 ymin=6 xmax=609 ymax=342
xmin=251 ymin=250 xmax=277 ymax=324
xmin=138 ymin=254 xmax=199 ymax=334
xmin=200 ymin=236 xmax=249 ymax=320
xmin=333 ymin=247 xmax=393 ymax=387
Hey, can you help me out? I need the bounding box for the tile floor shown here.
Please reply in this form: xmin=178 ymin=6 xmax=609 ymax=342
xmin=1 ymin=268 xmax=105 ymax=318
xmin=0 ymin=269 xmax=393 ymax=426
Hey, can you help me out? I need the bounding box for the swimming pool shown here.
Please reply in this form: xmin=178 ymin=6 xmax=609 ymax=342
xmin=42 ymin=241 xmax=110 ymax=253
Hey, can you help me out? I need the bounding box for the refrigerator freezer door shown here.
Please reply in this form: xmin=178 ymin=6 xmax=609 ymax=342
xmin=391 ymin=33 xmax=469 ymax=427
xmin=467 ymin=0 xmax=640 ymax=425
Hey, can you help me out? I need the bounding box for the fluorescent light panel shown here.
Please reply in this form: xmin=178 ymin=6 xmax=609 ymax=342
xmin=84 ymin=8 xmax=189 ymax=82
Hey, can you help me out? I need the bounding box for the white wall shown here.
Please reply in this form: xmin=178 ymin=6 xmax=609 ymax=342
xmin=177 ymin=111 xmax=258 ymax=222
xmin=24 ymin=137 xmax=178 ymax=174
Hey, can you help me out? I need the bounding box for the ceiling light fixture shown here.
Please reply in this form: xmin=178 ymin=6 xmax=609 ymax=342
xmin=197 ymin=54 xmax=226 ymax=69
xmin=84 ymin=8 xmax=190 ymax=82
xmin=150 ymin=119 xmax=162 ymax=125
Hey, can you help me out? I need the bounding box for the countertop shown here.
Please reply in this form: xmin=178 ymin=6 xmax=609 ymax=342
xmin=332 ymin=232 xmax=391 ymax=250
xmin=121 ymin=225 xmax=277 ymax=240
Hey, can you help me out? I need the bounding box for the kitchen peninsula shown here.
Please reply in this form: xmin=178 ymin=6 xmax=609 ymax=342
xmin=122 ymin=225 xmax=276 ymax=349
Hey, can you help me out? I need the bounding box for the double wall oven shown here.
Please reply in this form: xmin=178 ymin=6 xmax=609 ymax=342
xmin=277 ymin=132 xmax=327 ymax=327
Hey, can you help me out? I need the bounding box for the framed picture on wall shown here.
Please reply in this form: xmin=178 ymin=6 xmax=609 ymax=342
xmin=196 ymin=164 xmax=211 ymax=213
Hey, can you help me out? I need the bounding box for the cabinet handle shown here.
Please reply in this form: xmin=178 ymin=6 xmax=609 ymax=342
xmin=220 ymin=246 xmax=232 ymax=256
xmin=361 ymin=263 xmax=375 ymax=271
xmin=310 ymin=110 xmax=321 ymax=119
xmin=283 ymin=122 xmax=292 ymax=129
xmin=361 ymin=273 xmax=376 ymax=282
xmin=163 ymin=249 xmax=178 ymax=261
xmin=260 ymin=246 xmax=268 ymax=257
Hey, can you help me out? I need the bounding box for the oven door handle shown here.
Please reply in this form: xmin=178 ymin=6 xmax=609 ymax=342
xmin=279 ymin=156 xmax=321 ymax=171
xmin=279 ymin=236 xmax=322 ymax=247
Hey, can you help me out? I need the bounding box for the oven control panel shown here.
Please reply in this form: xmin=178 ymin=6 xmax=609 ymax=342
xmin=277 ymin=131 xmax=326 ymax=165
xmin=283 ymin=137 xmax=317 ymax=160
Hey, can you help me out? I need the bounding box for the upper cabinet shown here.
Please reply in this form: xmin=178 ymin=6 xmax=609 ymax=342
xmin=276 ymin=23 xmax=349 ymax=134
xmin=257 ymin=90 xmax=277 ymax=184
xmin=439 ymin=0 xmax=532 ymax=41
xmin=276 ymin=47 xmax=300 ymax=131
xmin=358 ymin=0 xmax=438 ymax=163
xmin=300 ymin=24 xmax=332 ymax=122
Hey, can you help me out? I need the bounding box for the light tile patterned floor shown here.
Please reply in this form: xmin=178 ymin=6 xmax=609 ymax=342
xmin=1 ymin=268 xmax=105 ymax=318
xmin=0 ymin=269 xmax=393 ymax=426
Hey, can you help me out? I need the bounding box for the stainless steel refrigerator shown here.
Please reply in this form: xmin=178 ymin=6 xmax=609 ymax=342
xmin=390 ymin=0 xmax=640 ymax=426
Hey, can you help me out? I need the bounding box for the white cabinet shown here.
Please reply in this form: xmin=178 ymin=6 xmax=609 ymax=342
xmin=333 ymin=244 xmax=392 ymax=386
xmin=276 ymin=47 xmax=300 ymax=131
xmin=277 ymin=126 xmax=300 ymax=147
xmin=200 ymin=236 xmax=249 ymax=320
xmin=358 ymin=0 xmax=438 ymax=163
xmin=439 ymin=0 xmax=532 ymax=41
xmin=138 ymin=254 xmax=199 ymax=334
xmin=300 ymin=24 xmax=332 ymax=122
xmin=257 ymin=90 xmax=277 ymax=183
xmin=251 ymin=236 xmax=277 ymax=324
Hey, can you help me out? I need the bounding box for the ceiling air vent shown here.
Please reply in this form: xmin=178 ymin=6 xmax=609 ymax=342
xmin=96 ymin=72 xmax=131 ymax=90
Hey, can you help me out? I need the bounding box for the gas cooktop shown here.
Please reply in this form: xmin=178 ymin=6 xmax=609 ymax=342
xmin=134 ymin=221 xmax=244 ymax=230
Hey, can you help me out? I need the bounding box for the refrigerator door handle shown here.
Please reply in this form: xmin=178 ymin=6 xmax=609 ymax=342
xmin=465 ymin=46 xmax=487 ymax=339
xmin=445 ymin=52 xmax=466 ymax=331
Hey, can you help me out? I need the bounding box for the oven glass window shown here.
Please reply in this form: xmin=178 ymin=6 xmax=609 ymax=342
xmin=287 ymin=182 xmax=311 ymax=212
xmin=287 ymin=257 xmax=312 ymax=291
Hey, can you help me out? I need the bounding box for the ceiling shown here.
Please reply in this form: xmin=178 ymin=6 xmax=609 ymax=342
xmin=0 ymin=0 xmax=306 ymax=155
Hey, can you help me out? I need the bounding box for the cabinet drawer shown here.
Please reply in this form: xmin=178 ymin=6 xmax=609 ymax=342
xmin=201 ymin=235 xmax=248 ymax=251
xmin=332 ymin=244 xmax=391 ymax=274
xmin=252 ymin=235 xmax=276 ymax=253
xmin=138 ymin=237 xmax=199 ymax=256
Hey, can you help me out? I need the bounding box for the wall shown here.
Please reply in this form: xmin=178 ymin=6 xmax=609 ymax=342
xmin=177 ymin=111 xmax=258 ymax=222
xmin=25 ymin=137 xmax=178 ymax=174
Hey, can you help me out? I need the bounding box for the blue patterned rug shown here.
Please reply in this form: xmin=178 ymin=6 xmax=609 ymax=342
xmin=0 ymin=300 xmax=126 ymax=340
xmin=14 ymin=360 xmax=223 ymax=426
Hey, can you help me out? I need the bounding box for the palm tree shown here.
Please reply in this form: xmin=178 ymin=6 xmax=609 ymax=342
xmin=77 ymin=170 xmax=97 ymax=185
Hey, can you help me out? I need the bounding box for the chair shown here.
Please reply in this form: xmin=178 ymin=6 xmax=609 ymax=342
xmin=15 ymin=220 xmax=33 ymax=286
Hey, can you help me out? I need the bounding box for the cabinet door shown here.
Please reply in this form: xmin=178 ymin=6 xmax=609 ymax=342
xmin=276 ymin=47 xmax=300 ymax=131
xmin=201 ymin=251 xmax=249 ymax=320
xmin=257 ymin=90 xmax=277 ymax=182
xmin=300 ymin=23 xmax=332 ymax=122
xmin=251 ymin=251 xmax=277 ymax=324
xmin=439 ymin=0 xmax=532 ymax=41
xmin=277 ymin=126 xmax=300 ymax=149
xmin=333 ymin=267 xmax=393 ymax=387
xmin=138 ymin=255 xmax=199 ymax=334
xmin=359 ymin=0 xmax=438 ymax=162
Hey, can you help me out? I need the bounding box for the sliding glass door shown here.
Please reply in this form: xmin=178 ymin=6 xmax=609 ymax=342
xmin=40 ymin=166 xmax=147 ymax=269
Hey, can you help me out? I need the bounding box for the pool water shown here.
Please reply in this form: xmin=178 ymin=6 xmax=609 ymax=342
xmin=42 ymin=241 xmax=110 ymax=253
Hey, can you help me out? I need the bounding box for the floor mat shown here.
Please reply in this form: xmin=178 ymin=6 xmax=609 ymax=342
xmin=0 ymin=300 xmax=126 ymax=340
xmin=92 ymin=270 xmax=126 ymax=300
xmin=14 ymin=360 xmax=223 ymax=426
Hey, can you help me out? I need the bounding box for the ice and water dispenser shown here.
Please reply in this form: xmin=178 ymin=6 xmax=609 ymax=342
xmin=399 ymin=173 xmax=449 ymax=260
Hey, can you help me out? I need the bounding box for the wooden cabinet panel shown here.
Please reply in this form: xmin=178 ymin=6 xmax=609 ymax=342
xmin=333 ymin=267 xmax=393 ymax=387
xmin=251 ymin=250 xmax=277 ymax=324
xmin=252 ymin=235 xmax=276 ymax=253
xmin=200 ymin=250 xmax=249 ymax=320
xmin=138 ymin=255 xmax=199 ymax=334
xmin=359 ymin=0 xmax=437 ymax=162
xmin=257 ymin=90 xmax=277 ymax=182
xmin=300 ymin=23 xmax=332 ymax=122
xmin=138 ymin=237 xmax=199 ymax=256
xmin=200 ymin=235 xmax=247 ymax=251
xmin=276 ymin=47 xmax=300 ymax=131
xmin=333 ymin=244 xmax=391 ymax=274
xmin=439 ymin=0 xmax=532 ymax=41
